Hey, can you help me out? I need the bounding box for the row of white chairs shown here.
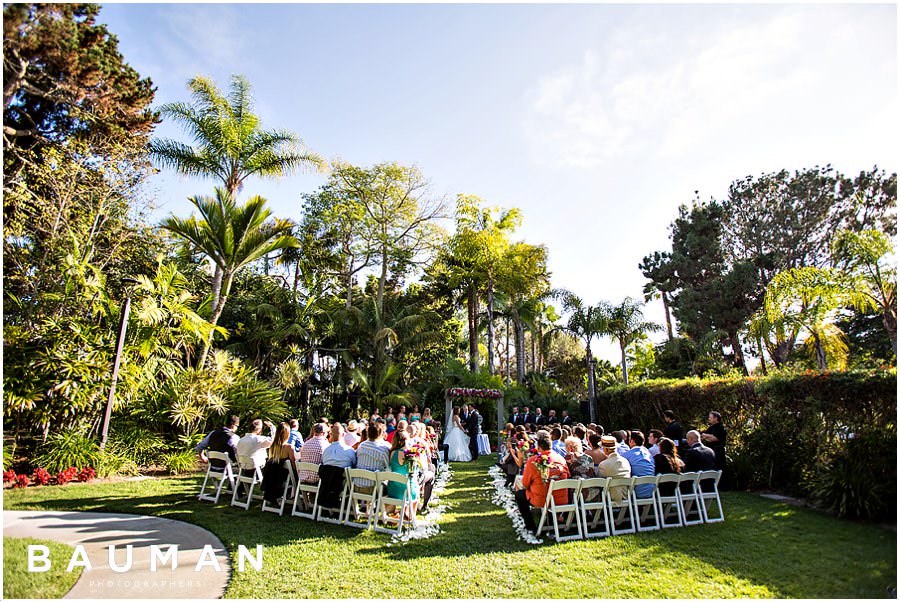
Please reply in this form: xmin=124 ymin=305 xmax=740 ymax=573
xmin=197 ymin=452 xmax=419 ymax=534
xmin=534 ymin=471 xmax=724 ymax=542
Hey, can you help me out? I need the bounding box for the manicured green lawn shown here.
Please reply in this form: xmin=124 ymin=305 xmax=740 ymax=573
xmin=3 ymin=536 xmax=84 ymax=599
xmin=4 ymin=457 xmax=896 ymax=598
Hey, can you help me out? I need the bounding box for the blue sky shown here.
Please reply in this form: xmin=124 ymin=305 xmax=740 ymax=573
xmin=100 ymin=3 xmax=897 ymax=363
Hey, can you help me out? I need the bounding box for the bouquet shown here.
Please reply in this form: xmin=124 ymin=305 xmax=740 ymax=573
xmin=533 ymin=454 xmax=552 ymax=481
xmin=403 ymin=442 xmax=427 ymax=479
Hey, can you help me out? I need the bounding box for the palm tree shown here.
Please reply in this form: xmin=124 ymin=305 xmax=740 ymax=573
xmin=150 ymin=75 xmax=325 ymax=197
xmin=602 ymin=297 xmax=661 ymax=385
xmin=162 ymin=188 xmax=298 ymax=367
xmin=556 ymin=290 xmax=608 ymax=422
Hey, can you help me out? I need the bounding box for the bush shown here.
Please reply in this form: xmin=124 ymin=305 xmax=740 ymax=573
xmin=33 ymin=431 xmax=102 ymax=473
xmin=107 ymin=425 xmax=167 ymax=467
xmin=596 ymin=369 xmax=897 ymax=516
xmin=55 ymin=467 xmax=78 ymax=485
xmin=95 ymin=448 xmax=140 ymax=478
xmin=32 ymin=467 xmax=51 ymax=486
xmin=14 ymin=474 xmax=29 ymax=488
xmin=77 ymin=467 xmax=96 ymax=482
xmin=161 ymin=450 xmax=197 ymax=475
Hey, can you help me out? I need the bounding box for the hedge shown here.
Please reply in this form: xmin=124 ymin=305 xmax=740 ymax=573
xmin=595 ymin=369 xmax=897 ymax=520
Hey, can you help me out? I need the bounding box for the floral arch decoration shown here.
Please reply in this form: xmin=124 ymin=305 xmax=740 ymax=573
xmin=444 ymin=388 xmax=505 ymax=458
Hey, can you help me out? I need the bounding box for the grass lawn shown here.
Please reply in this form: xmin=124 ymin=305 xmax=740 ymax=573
xmin=3 ymin=456 xmax=896 ymax=598
xmin=3 ymin=536 xmax=84 ymax=599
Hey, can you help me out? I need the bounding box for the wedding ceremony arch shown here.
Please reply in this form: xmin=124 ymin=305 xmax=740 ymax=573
xmin=444 ymin=387 xmax=505 ymax=457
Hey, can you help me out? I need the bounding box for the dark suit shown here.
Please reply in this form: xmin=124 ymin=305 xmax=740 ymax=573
xmin=535 ymin=414 xmax=547 ymax=426
xmin=561 ymin=416 xmax=573 ymax=426
xmin=510 ymin=413 xmax=521 ymax=426
xmin=466 ymin=411 xmax=481 ymax=460
xmin=523 ymin=413 xmax=535 ymax=425
xmin=683 ymin=442 xmax=716 ymax=473
xmin=546 ymin=415 xmax=560 ymax=425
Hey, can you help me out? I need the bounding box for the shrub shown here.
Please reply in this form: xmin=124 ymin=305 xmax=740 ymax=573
xmin=3 ymin=469 xmax=17 ymax=483
xmin=14 ymin=474 xmax=29 ymax=488
xmin=77 ymin=467 xmax=96 ymax=482
xmin=107 ymin=425 xmax=167 ymax=467
xmin=55 ymin=467 xmax=78 ymax=485
xmin=32 ymin=467 xmax=51 ymax=486
xmin=95 ymin=448 xmax=140 ymax=478
xmin=33 ymin=431 xmax=102 ymax=473
xmin=161 ymin=450 xmax=196 ymax=475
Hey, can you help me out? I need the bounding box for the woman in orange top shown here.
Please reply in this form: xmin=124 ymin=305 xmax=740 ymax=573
xmin=514 ymin=430 xmax=570 ymax=533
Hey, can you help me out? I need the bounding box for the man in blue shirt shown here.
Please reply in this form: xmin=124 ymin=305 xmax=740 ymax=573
xmin=622 ymin=430 xmax=655 ymax=498
xmin=322 ymin=423 xmax=357 ymax=469
xmin=287 ymin=418 xmax=304 ymax=452
xmin=550 ymin=427 xmax=567 ymax=457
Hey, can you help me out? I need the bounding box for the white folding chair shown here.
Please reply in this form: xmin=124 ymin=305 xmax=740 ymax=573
xmin=698 ymin=470 xmax=724 ymax=523
xmin=631 ymin=475 xmax=660 ymax=532
xmin=536 ymin=478 xmax=584 ymax=542
xmin=655 ymin=473 xmax=684 ymax=528
xmin=230 ymin=461 xmax=263 ymax=510
xmin=373 ymin=471 xmax=417 ymax=535
xmin=607 ymin=477 xmax=636 ymax=536
xmin=342 ymin=468 xmax=380 ymax=530
xmin=316 ymin=465 xmax=349 ymax=525
xmin=261 ymin=460 xmax=296 ymax=515
xmin=198 ymin=451 xmax=236 ymax=503
xmin=678 ymin=472 xmax=704 ymax=526
xmin=578 ymin=477 xmax=612 ymax=539
xmin=291 ymin=461 xmax=321 ymax=520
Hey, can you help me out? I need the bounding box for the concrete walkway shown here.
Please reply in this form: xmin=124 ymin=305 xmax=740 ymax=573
xmin=3 ymin=511 xmax=230 ymax=598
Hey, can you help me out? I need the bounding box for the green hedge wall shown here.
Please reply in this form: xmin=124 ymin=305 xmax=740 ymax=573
xmin=595 ymin=369 xmax=897 ymax=520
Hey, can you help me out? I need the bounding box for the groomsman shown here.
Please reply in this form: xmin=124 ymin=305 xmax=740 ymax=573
xmin=523 ymin=406 xmax=535 ymax=425
xmin=561 ymin=410 xmax=574 ymax=426
xmin=534 ymin=407 xmax=547 ymax=426
xmin=546 ymin=409 xmax=560 ymax=425
xmin=509 ymin=407 xmax=522 ymax=425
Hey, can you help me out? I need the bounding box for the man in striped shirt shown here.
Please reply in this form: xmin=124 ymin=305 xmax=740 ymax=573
xmin=298 ymin=423 xmax=329 ymax=483
xmin=354 ymin=422 xmax=390 ymax=493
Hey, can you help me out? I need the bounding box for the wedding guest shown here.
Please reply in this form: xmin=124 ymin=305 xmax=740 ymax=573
xmin=611 ymin=430 xmax=630 ymax=456
xmin=196 ymin=415 xmax=239 ymax=468
xmin=385 ymin=416 xmax=397 ymax=435
xmin=585 ymin=433 xmax=606 ymax=465
xmin=354 ymin=422 xmax=390 ymax=494
xmin=560 ymin=410 xmax=574 ymax=426
xmin=344 ymin=420 xmax=362 ymax=447
xmin=262 ymin=422 xmax=296 ymax=503
xmin=663 ymin=410 xmax=684 ymax=445
xmin=386 ymin=430 xmax=418 ymax=518
xmin=564 ymin=436 xmax=595 ymax=479
xmin=523 ymin=406 xmax=534 ymax=425
xmin=546 ymin=409 xmax=559 ymax=425
xmin=514 ymin=430 xmax=570 ymax=533
xmin=534 ymin=407 xmax=546 ymax=426
xmin=509 ymin=406 xmax=521 ymax=425
xmin=297 ymin=423 xmax=329 ymax=484
xmin=654 ymin=437 xmax=682 ymax=497
xmin=647 ymin=429 xmax=664 ymax=456
xmin=701 ymin=411 xmax=727 ymax=472
xmin=597 ymin=435 xmax=631 ymax=502
xmin=683 ymin=430 xmax=716 ymax=473
xmin=550 ymin=427 xmax=567 ymax=457
xmin=623 ymin=430 xmax=655 ymax=498
xmin=235 ymin=419 xmax=275 ymax=495
xmin=322 ymin=423 xmax=357 ymax=469
xmin=573 ymin=425 xmax=589 ymax=451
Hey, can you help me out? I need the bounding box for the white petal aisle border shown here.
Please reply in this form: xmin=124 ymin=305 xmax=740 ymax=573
xmin=488 ymin=465 xmax=542 ymax=545
xmin=389 ymin=462 xmax=452 ymax=544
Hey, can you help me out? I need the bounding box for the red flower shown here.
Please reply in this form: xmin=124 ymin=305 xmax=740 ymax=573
xmin=56 ymin=467 xmax=78 ymax=486
xmin=3 ymin=469 xmax=17 ymax=483
xmin=77 ymin=467 xmax=96 ymax=482
xmin=32 ymin=468 xmax=51 ymax=486
xmin=14 ymin=474 xmax=29 ymax=488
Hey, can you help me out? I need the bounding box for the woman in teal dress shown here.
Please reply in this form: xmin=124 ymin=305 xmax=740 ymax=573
xmin=421 ymin=407 xmax=433 ymax=425
xmin=386 ymin=430 xmax=419 ymax=517
xmin=408 ymin=404 xmax=422 ymax=422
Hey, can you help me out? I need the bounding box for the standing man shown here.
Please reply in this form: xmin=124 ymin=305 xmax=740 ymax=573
xmin=701 ymin=411 xmax=727 ymax=472
xmin=522 ymin=406 xmax=534 ymax=425
xmin=466 ymin=403 xmax=481 ymax=461
xmin=560 ymin=410 xmax=573 ymax=426
xmin=534 ymin=407 xmax=546 ymax=426
xmin=663 ymin=410 xmax=683 ymax=445
xmin=546 ymin=409 xmax=560 ymax=425
xmin=510 ymin=406 xmax=521 ymax=426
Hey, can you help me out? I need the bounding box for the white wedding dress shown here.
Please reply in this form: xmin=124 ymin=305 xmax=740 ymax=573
xmin=445 ymin=416 xmax=472 ymax=462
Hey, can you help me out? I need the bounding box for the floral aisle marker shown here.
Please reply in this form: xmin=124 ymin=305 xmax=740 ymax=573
xmin=488 ymin=465 xmax=542 ymax=545
xmin=389 ymin=462 xmax=453 ymax=544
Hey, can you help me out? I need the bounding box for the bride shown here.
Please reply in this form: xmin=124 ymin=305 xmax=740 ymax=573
xmin=445 ymin=406 xmax=472 ymax=462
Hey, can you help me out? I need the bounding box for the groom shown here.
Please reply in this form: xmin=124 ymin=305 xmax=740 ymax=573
xmin=465 ymin=403 xmax=481 ymax=461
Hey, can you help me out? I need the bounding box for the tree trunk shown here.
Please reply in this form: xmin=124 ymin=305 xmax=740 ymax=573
xmin=468 ymin=285 xmax=479 ymax=372
xmin=619 ymin=341 xmax=629 ymax=386
xmin=812 ymin=331 xmax=828 ymax=371
xmin=883 ymin=300 xmax=897 ymax=357
xmin=199 ymin=271 xmax=231 ymax=367
xmin=376 ymin=243 xmax=388 ymax=328
xmin=585 ymin=344 xmax=596 ymax=423
xmin=530 ymin=330 xmax=536 ymax=373
xmin=662 ymin=291 xmax=674 ymax=341
xmin=515 ymin=319 xmax=526 ymax=384
xmin=505 ymin=316 xmax=511 ymax=385
xmin=210 ymin=265 xmax=224 ymax=315
xmin=486 ymin=281 xmax=495 ymax=375
xmin=756 ymin=335 xmax=768 ymax=376
xmin=537 ymin=323 xmax=544 ymax=373
xmin=729 ymin=331 xmax=749 ymax=376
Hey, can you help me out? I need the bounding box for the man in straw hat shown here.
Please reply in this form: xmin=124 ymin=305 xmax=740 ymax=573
xmin=597 ymin=435 xmax=631 ymax=502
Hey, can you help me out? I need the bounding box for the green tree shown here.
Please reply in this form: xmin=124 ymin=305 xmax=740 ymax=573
xmin=557 ymin=290 xmax=607 ymax=422
xmin=162 ymin=188 xmax=298 ymax=367
xmin=638 ymin=250 xmax=676 ymax=341
xmin=601 ymin=297 xmax=661 ymax=385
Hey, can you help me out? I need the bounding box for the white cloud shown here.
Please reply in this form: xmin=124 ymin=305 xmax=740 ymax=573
xmin=522 ymin=6 xmax=897 ymax=170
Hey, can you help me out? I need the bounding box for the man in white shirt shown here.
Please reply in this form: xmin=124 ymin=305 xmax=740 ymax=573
xmin=647 ymin=429 xmax=663 ymax=457
xmin=235 ymin=419 xmax=275 ymax=494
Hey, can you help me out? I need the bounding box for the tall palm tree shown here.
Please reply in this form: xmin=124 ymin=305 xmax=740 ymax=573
xmin=556 ymin=290 xmax=608 ymax=422
xmin=150 ymin=75 xmax=325 ymax=197
xmin=602 ymin=297 xmax=661 ymax=385
xmin=162 ymin=188 xmax=298 ymax=367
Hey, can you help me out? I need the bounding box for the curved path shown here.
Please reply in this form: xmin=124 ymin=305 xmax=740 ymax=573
xmin=3 ymin=511 xmax=230 ymax=598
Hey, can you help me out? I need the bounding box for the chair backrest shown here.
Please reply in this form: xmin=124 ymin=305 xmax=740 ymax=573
xmin=377 ymin=471 xmax=408 ymax=486
xmin=296 ymin=461 xmax=320 ymax=474
xmin=632 ymin=475 xmax=658 ymax=488
xmin=698 ymin=470 xmax=721 ymax=484
xmin=579 ymin=477 xmax=610 ymax=500
xmin=347 ymin=468 xmax=378 ymax=484
xmin=206 ymin=451 xmax=231 ymax=465
xmin=548 ymin=478 xmax=582 ymax=494
xmin=679 ymin=472 xmax=700 ymax=492
xmin=237 ymin=454 xmax=257 ymax=470
xmin=656 ymin=473 xmax=680 ymax=488
xmin=606 ymin=476 xmax=634 ymax=502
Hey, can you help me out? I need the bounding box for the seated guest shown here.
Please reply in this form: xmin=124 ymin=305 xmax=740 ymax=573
xmin=573 ymin=425 xmax=589 ymax=451
xmin=386 ymin=430 xmax=418 ymax=518
xmin=344 ymin=420 xmax=362 ymax=447
xmin=564 ymin=436 xmax=595 ymax=479
xmin=585 ymin=433 xmax=606 ymax=465
xmin=262 ymin=422 xmax=297 ymax=503
xmin=654 ymin=437 xmax=683 ymax=497
xmin=597 ymin=435 xmax=631 ymax=502
xmin=550 ymin=427 xmax=567 ymax=457
xmin=286 ymin=419 xmax=304 ymax=452
xmin=385 ymin=416 xmax=397 ymax=435
xmin=514 ymin=430 xmax=570 ymax=533
xmin=647 ymin=429 xmax=663 ymax=456
xmin=683 ymin=430 xmax=716 ymax=473
xmin=196 ymin=415 xmax=240 ymax=468
xmin=235 ymin=419 xmax=275 ymax=494
xmin=297 ymin=423 xmax=329 ymax=483
xmin=322 ymin=423 xmax=357 ymax=469
xmin=612 ymin=430 xmax=631 ymax=456
xmin=623 ymin=430 xmax=655 ymax=498
xmin=354 ymin=422 xmax=390 ymax=494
